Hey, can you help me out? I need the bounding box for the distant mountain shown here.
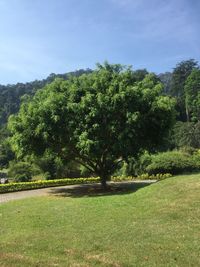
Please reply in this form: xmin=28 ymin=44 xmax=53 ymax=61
xmin=0 ymin=69 xmax=92 ymax=126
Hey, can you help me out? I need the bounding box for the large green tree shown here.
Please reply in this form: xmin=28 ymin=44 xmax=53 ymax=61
xmin=8 ymin=63 xmax=175 ymax=188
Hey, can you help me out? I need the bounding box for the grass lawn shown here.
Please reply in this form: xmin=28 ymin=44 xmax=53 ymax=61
xmin=0 ymin=174 xmax=200 ymax=267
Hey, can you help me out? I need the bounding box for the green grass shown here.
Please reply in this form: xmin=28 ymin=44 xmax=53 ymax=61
xmin=0 ymin=174 xmax=200 ymax=267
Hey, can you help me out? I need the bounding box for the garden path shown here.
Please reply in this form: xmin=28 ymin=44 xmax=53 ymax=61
xmin=0 ymin=180 xmax=156 ymax=203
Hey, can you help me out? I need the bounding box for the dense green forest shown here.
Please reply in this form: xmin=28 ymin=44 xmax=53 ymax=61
xmin=1 ymin=59 xmax=200 ymax=182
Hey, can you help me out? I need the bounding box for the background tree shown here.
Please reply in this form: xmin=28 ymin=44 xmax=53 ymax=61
xmin=170 ymin=59 xmax=199 ymax=121
xmin=185 ymin=69 xmax=200 ymax=122
xmin=0 ymin=69 xmax=92 ymax=127
xmin=8 ymin=161 xmax=33 ymax=182
xmin=132 ymin=69 xmax=148 ymax=82
xmin=0 ymin=126 xmax=14 ymax=168
xmin=172 ymin=121 xmax=200 ymax=149
xmin=158 ymin=72 xmax=172 ymax=95
xmin=8 ymin=63 xmax=175 ymax=188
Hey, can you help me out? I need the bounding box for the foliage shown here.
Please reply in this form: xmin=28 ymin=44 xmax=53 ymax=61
xmin=0 ymin=170 xmax=7 ymax=178
xmin=8 ymin=161 xmax=33 ymax=182
xmin=131 ymin=152 xmax=152 ymax=175
xmin=170 ymin=59 xmax=199 ymax=121
xmin=12 ymin=173 xmax=31 ymax=182
xmin=114 ymin=152 xmax=152 ymax=177
xmin=8 ymin=63 xmax=175 ymax=188
xmin=112 ymin=173 xmax=172 ymax=181
xmin=172 ymin=121 xmax=200 ymax=149
xmin=191 ymin=150 xmax=200 ymax=169
xmin=30 ymin=152 xmax=86 ymax=180
xmin=0 ymin=70 xmax=92 ymax=167
xmin=131 ymin=69 xmax=149 ymax=81
xmin=158 ymin=72 xmax=172 ymax=94
xmin=146 ymin=150 xmax=199 ymax=175
xmin=0 ymin=69 xmax=92 ymax=127
xmin=0 ymin=177 xmax=100 ymax=193
xmin=0 ymin=126 xmax=14 ymax=168
xmin=33 ymin=152 xmax=66 ymax=180
xmin=185 ymin=69 xmax=200 ymax=122
xmin=0 ymin=142 xmax=14 ymax=168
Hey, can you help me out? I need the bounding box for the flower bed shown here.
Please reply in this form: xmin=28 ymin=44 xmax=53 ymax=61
xmin=0 ymin=177 xmax=100 ymax=193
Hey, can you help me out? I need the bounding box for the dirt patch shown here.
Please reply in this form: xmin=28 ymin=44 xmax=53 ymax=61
xmin=64 ymin=248 xmax=77 ymax=255
xmin=0 ymin=252 xmax=29 ymax=260
xmin=85 ymin=253 xmax=121 ymax=267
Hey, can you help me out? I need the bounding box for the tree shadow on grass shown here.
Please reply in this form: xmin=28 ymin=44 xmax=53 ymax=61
xmin=49 ymin=181 xmax=156 ymax=198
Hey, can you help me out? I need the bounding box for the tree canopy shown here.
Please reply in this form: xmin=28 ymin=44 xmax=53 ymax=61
xmin=170 ymin=59 xmax=199 ymax=121
xmin=185 ymin=69 xmax=200 ymax=122
xmin=9 ymin=63 xmax=175 ymax=187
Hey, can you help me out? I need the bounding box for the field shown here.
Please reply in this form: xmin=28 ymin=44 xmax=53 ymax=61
xmin=0 ymin=174 xmax=200 ymax=267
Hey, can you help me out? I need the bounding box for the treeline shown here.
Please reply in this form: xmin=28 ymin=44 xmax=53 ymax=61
xmin=159 ymin=59 xmax=200 ymax=122
xmin=0 ymin=69 xmax=92 ymax=126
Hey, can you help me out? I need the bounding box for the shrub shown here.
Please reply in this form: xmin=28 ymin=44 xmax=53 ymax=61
xmin=8 ymin=161 xmax=33 ymax=182
xmin=172 ymin=121 xmax=200 ymax=149
xmin=146 ymin=150 xmax=198 ymax=175
xmin=0 ymin=171 xmax=7 ymax=178
xmin=43 ymin=172 xmax=52 ymax=180
xmin=13 ymin=173 xmax=32 ymax=182
xmin=133 ymin=152 xmax=152 ymax=176
xmin=111 ymin=173 xmax=172 ymax=182
xmin=114 ymin=152 xmax=152 ymax=177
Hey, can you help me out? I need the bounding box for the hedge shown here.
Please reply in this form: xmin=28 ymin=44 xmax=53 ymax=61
xmin=0 ymin=173 xmax=172 ymax=194
xmin=112 ymin=173 xmax=172 ymax=182
xmin=0 ymin=177 xmax=100 ymax=194
xmin=146 ymin=151 xmax=199 ymax=175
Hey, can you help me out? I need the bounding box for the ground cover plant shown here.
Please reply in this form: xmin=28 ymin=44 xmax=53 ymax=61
xmin=0 ymin=173 xmax=200 ymax=266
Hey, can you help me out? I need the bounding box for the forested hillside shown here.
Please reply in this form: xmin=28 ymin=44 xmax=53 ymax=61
xmin=0 ymin=69 xmax=92 ymax=126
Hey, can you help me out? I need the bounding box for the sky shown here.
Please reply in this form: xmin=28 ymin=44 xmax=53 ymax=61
xmin=0 ymin=0 xmax=200 ymax=84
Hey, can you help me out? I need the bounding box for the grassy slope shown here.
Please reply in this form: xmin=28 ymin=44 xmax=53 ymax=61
xmin=0 ymin=174 xmax=200 ymax=267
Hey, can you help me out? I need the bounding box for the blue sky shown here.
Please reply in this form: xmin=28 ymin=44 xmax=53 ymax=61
xmin=0 ymin=0 xmax=199 ymax=84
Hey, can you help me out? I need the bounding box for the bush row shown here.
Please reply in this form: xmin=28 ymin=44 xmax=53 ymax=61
xmin=0 ymin=174 xmax=172 ymax=194
xmin=112 ymin=173 xmax=172 ymax=182
xmin=146 ymin=150 xmax=200 ymax=175
xmin=0 ymin=177 xmax=100 ymax=194
xmin=117 ymin=149 xmax=200 ymax=176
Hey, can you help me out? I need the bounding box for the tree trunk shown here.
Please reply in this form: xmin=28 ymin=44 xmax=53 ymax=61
xmin=186 ymin=103 xmax=190 ymax=122
xmin=100 ymin=175 xmax=108 ymax=190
